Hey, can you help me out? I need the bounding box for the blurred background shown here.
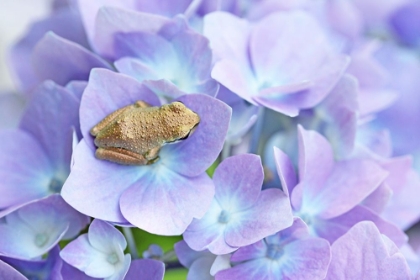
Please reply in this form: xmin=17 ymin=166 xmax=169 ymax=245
xmin=0 ymin=0 xmax=52 ymax=93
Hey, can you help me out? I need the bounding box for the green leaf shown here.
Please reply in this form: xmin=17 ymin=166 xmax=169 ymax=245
xmin=206 ymin=159 xmax=220 ymax=178
xmin=131 ymin=228 xmax=183 ymax=256
xmin=164 ymin=269 xmax=188 ymax=280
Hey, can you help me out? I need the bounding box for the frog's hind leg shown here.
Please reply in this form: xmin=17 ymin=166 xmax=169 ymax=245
xmin=95 ymin=147 xmax=149 ymax=165
xmin=90 ymin=104 xmax=136 ymax=136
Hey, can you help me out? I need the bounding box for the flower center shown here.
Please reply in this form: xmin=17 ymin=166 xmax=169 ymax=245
xmin=218 ymin=210 xmax=230 ymax=224
xmin=34 ymin=233 xmax=49 ymax=248
xmin=49 ymin=177 xmax=63 ymax=193
xmin=107 ymin=253 xmax=119 ymax=265
xmin=298 ymin=213 xmax=312 ymax=226
xmin=266 ymin=244 xmax=283 ymax=260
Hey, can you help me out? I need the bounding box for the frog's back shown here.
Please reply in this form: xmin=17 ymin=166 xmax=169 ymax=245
xmin=117 ymin=107 xmax=168 ymax=154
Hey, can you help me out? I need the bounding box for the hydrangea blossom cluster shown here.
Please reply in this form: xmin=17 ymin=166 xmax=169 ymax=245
xmin=1 ymin=0 xmax=420 ymax=279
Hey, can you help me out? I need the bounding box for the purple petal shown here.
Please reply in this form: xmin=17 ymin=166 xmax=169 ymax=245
xmin=20 ymin=81 xmax=80 ymax=170
xmin=203 ymin=12 xmax=250 ymax=63
xmin=316 ymin=75 xmax=358 ymax=158
xmin=297 ymin=126 xmax=334 ymax=196
xmin=305 ymin=159 xmax=388 ymax=219
xmin=125 ymin=259 xmax=165 ymax=280
xmin=17 ymin=194 xmax=88 ymax=240
xmin=61 ymin=234 xmax=129 ymax=279
xmin=114 ymin=32 xmax=177 ymax=65
xmin=184 ymin=200 xmax=229 ymax=252
xmin=225 ymin=188 xmax=293 ymax=248
xmin=160 ymin=94 xmax=231 ymax=177
xmin=273 ymin=146 xmax=297 ymax=196
xmin=88 ymin=220 xmax=127 ymax=253
xmin=144 ymin=79 xmax=192 ymax=99
xmin=61 ymin=140 xmax=138 ymax=224
xmin=2 ymin=246 xmax=63 ymax=280
xmin=115 ymin=57 xmax=160 ymax=82
xmin=79 ymin=69 xmax=160 ymax=149
xmin=174 ymin=240 xmax=213 ymax=269
xmin=382 ymin=169 xmax=420 ymax=230
xmin=75 ymin=0 xmax=131 ymax=43
xmin=250 ymin=11 xmax=328 ymax=83
xmin=65 ymin=81 xmax=88 ymax=102
xmin=280 ymin=238 xmax=331 ymax=280
xmin=92 ymin=6 xmax=169 ymax=58
xmin=216 ymin=259 xmax=271 ymax=280
xmin=61 ymin=235 xmax=104 ymax=273
xmin=135 ymin=0 xmax=192 ymax=17
xmin=120 ymin=171 xmax=214 ymax=235
xmin=213 ymin=154 xmax=263 ymax=209
xmin=8 ymin=8 xmax=89 ymax=93
xmin=325 ymin=221 xmax=411 ymax=279
xmin=32 ymin=32 xmax=111 ymax=86
xmin=362 ymin=183 xmax=392 ymax=214
xmin=189 ymin=256 xmax=217 ymax=280
xmin=0 ymin=130 xmax=52 ymax=208
xmin=0 ymin=196 xmax=72 ymax=259
xmin=0 ymin=260 xmax=26 ymax=280
xmin=314 ymin=205 xmax=408 ymax=247
xmin=212 ymin=59 xmax=257 ymax=105
xmin=61 ymin=261 xmax=96 ymax=280
xmin=231 ymin=241 xmax=266 ymax=263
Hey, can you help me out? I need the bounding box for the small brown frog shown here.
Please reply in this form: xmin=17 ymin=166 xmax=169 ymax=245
xmin=90 ymin=101 xmax=200 ymax=165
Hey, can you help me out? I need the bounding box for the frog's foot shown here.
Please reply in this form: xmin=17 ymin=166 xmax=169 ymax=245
xmin=95 ymin=147 xmax=150 ymax=165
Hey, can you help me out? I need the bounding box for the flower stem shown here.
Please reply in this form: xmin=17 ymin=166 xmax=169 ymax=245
xmin=122 ymin=227 xmax=139 ymax=259
xmin=249 ymin=106 xmax=265 ymax=154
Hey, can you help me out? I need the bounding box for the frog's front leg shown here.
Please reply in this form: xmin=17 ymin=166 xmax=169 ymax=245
xmin=95 ymin=147 xmax=150 ymax=165
xmin=90 ymin=101 xmax=151 ymax=136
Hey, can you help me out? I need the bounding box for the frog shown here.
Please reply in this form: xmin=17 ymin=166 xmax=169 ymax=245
xmin=90 ymin=100 xmax=200 ymax=165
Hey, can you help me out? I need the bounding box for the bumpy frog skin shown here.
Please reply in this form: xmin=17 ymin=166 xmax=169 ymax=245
xmin=90 ymin=101 xmax=200 ymax=165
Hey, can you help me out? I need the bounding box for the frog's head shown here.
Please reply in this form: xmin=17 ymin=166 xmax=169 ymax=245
xmin=164 ymin=101 xmax=200 ymax=142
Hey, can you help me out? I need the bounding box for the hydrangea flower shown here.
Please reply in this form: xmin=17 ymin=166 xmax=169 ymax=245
xmin=204 ymin=10 xmax=349 ymax=116
xmin=216 ymin=218 xmax=331 ymax=280
xmin=274 ymin=126 xmax=407 ymax=246
xmin=3 ymin=0 xmax=420 ymax=278
xmin=113 ymin=15 xmax=219 ymax=98
xmin=8 ymin=3 xmax=90 ymax=93
xmin=60 ymin=219 xmax=131 ymax=280
xmin=62 ymin=69 xmax=231 ymax=235
xmin=0 ymin=195 xmax=88 ymax=260
xmin=184 ymin=154 xmax=293 ymax=254
xmin=263 ymin=74 xmax=359 ymax=185
xmin=325 ymin=221 xmax=411 ymax=279
xmin=0 ymin=80 xmax=81 ymax=209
